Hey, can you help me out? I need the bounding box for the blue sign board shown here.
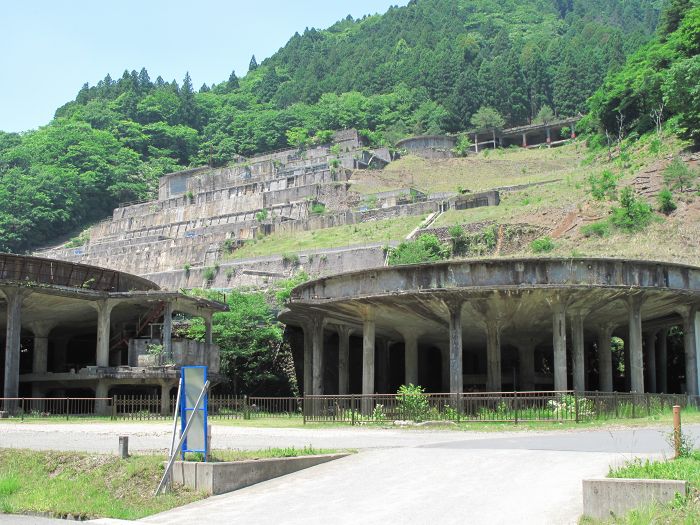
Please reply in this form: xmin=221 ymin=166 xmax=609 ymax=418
xmin=180 ymin=366 xmax=208 ymax=459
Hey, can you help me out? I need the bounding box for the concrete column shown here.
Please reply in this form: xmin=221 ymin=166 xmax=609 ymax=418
xmin=522 ymin=133 xmax=528 ymax=148
xmin=337 ymin=325 xmax=352 ymax=396
xmin=93 ymin=300 xmax=116 ymax=368
xmin=628 ymin=295 xmax=644 ymax=393
xmin=680 ymin=306 xmax=698 ymax=395
xmin=162 ymin=301 xmax=174 ymax=361
xmin=486 ymin=322 xmax=502 ymax=391
xmin=474 ymin=133 xmax=479 ymax=153
xmin=311 ymin=315 xmax=324 ymax=395
xmin=597 ymin=324 xmax=614 ymax=392
xmin=570 ymin=310 xmax=586 ymax=392
xmin=657 ymin=328 xmax=668 ymax=393
xmin=302 ymin=324 xmax=313 ymax=396
xmin=361 ymin=307 xmax=375 ymax=413
xmin=546 ymin=127 xmax=552 ymax=145
xmin=401 ymin=329 xmax=419 ymax=386
xmin=32 ymin=337 xmax=49 ymax=375
xmin=203 ymin=314 xmax=213 ymax=345
xmin=3 ymin=288 xmax=28 ymax=401
xmin=550 ymin=300 xmax=568 ymax=391
xmin=447 ymin=301 xmax=464 ymax=395
xmin=645 ymin=331 xmax=658 ymax=394
xmin=517 ymin=342 xmax=536 ymax=391
xmin=160 ymin=382 xmax=172 ymax=415
xmin=95 ymin=381 xmax=110 ymax=416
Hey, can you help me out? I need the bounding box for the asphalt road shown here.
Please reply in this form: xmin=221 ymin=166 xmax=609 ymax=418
xmin=1 ymin=421 xmax=695 ymax=525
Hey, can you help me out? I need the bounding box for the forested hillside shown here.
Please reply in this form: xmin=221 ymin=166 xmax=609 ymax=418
xmin=0 ymin=0 xmax=662 ymax=253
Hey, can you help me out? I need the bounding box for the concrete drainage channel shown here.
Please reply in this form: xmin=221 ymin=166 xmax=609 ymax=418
xmin=171 ymin=453 xmax=351 ymax=495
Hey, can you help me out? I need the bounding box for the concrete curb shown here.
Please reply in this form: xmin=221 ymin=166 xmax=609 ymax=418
xmin=171 ymin=453 xmax=351 ymax=495
xmin=582 ymin=478 xmax=687 ymax=519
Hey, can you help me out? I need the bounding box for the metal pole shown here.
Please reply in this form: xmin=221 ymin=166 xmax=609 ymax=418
xmin=673 ymin=405 xmax=681 ymax=459
xmin=155 ymin=380 xmax=210 ymax=496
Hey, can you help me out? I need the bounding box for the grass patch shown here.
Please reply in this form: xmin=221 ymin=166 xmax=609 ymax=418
xmin=227 ymin=215 xmax=423 ymax=259
xmin=581 ymin=451 xmax=700 ymax=524
xmin=0 ymin=449 xmax=205 ymax=520
xmin=0 ymin=447 xmax=347 ymax=520
xmin=207 ymin=445 xmax=340 ymax=462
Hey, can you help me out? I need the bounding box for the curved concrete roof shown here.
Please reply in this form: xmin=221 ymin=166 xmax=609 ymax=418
xmin=282 ymin=258 xmax=700 ymax=345
xmin=0 ymin=252 xmax=158 ymax=292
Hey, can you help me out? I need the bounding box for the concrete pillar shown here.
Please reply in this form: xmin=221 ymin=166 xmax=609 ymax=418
xmin=361 ymin=307 xmax=375 ymax=413
xmin=203 ymin=314 xmax=213 ymax=345
xmin=93 ymin=300 xmax=116 ymax=368
xmin=474 ymin=133 xmax=479 ymax=153
xmin=95 ymin=381 xmax=109 ymax=416
xmin=3 ymin=288 xmax=28 ymax=401
xmin=570 ymin=310 xmax=586 ymax=392
xmin=447 ymin=301 xmax=463 ymax=395
xmin=680 ymin=306 xmax=698 ymax=395
xmin=657 ymin=328 xmax=668 ymax=393
xmin=517 ymin=342 xmax=536 ymax=391
xmin=311 ymin=315 xmax=324 ymax=395
xmin=597 ymin=324 xmax=614 ymax=392
xmin=522 ymin=133 xmax=528 ymax=148
xmin=160 ymin=382 xmax=172 ymax=415
xmin=486 ymin=322 xmax=502 ymax=392
xmin=628 ymin=295 xmax=644 ymax=393
xmin=162 ymin=301 xmax=173 ymax=361
xmin=645 ymin=331 xmax=657 ymax=394
xmin=401 ymin=329 xmax=419 ymax=386
xmin=546 ymin=127 xmax=552 ymax=145
xmin=32 ymin=337 xmax=49 ymax=375
xmin=302 ymin=324 xmax=313 ymax=396
xmin=337 ymin=325 xmax=351 ymax=396
xmin=571 ymin=122 xmax=577 ymax=139
xmin=550 ymin=300 xmax=568 ymax=391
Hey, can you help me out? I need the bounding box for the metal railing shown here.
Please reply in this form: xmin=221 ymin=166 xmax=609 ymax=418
xmin=0 ymin=397 xmax=111 ymax=420
xmin=2 ymin=392 xmax=697 ymax=423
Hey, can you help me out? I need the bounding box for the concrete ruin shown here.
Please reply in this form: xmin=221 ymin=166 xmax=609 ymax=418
xmin=0 ymin=253 xmax=226 ymax=412
xmin=280 ymin=258 xmax=700 ymax=396
xmin=37 ymin=130 xmax=502 ymax=290
xmin=396 ymin=118 xmax=580 ymax=158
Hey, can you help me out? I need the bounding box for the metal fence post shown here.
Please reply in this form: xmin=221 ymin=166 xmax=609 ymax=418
xmin=65 ymin=398 xmax=69 ymax=420
xmin=514 ymin=392 xmax=518 ymax=425
xmin=21 ymin=398 xmax=24 ymax=422
xmin=351 ymin=394 xmax=355 ymax=426
xmin=302 ymin=395 xmax=306 ymax=425
xmin=111 ymin=395 xmax=117 ymax=420
xmin=614 ymin=391 xmax=619 ymax=418
xmin=243 ymin=395 xmax=250 ymax=420
xmin=574 ymin=391 xmax=579 ymax=423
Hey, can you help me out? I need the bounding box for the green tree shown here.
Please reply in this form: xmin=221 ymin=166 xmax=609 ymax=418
xmin=663 ymin=159 xmax=697 ymax=192
xmin=249 ymin=55 xmax=259 ymax=72
xmin=535 ymin=104 xmax=555 ymax=125
xmin=470 ymin=106 xmax=505 ymax=131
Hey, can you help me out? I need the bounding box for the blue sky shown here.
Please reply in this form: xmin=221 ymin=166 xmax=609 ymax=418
xmin=2 ymin=1 xmax=406 ymax=133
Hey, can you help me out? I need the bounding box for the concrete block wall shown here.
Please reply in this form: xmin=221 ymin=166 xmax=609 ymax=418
xmin=144 ymin=244 xmax=388 ymax=290
xmin=128 ymin=338 xmax=220 ymax=372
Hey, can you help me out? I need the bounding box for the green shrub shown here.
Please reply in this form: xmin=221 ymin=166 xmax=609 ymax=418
xmin=184 ymin=263 xmax=191 ymax=274
xmin=452 ymin=133 xmax=473 ymax=157
xmin=588 ymin=170 xmax=619 ymax=200
xmin=663 ymin=159 xmax=697 ymax=192
xmin=658 ymin=188 xmax=677 ymax=215
xmin=396 ymin=384 xmax=430 ymax=422
xmin=311 ymin=202 xmax=326 ymax=215
xmin=255 ymin=209 xmax=269 ymax=222
xmin=580 ymin=221 xmax=610 ymax=237
xmin=609 ymin=187 xmax=654 ymax=232
xmin=281 ymin=253 xmax=300 ymax=266
xmin=388 ymin=234 xmax=451 ymax=266
xmin=530 ymin=236 xmax=555 ymax=253
xmin=203 ymin=267 xmax=216 ymax=282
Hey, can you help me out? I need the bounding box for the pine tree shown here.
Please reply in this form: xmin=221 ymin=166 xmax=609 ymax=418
xmin=199 ymin=83 xmax=210 ymax=93
xmin=227 ymin=70 xmax=240 ymax=91
xmin=249 ymin=55 xmax=259 ymax=72
xmin=658 ymin=0 xmax=692 ymax=38
xmin=179 ymin=72 xmax=198 ymax=128
xmin=138 ymin=67 xmax=152 ymax=92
